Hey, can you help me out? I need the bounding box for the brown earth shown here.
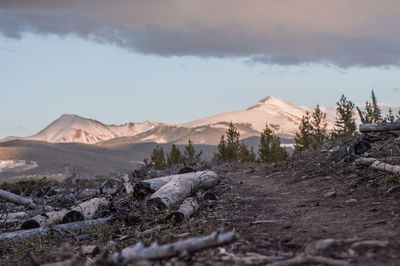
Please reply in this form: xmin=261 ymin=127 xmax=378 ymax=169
xmin=206 ymin=159 xmax=400 ymax=265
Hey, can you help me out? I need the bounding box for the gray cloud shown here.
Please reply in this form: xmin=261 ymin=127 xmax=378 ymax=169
xmin=1 ymin=0 xmax=400 ymax=67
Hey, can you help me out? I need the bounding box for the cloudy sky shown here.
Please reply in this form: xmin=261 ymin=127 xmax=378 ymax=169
xmin=0 ymin=0 xmax=399 ymax=138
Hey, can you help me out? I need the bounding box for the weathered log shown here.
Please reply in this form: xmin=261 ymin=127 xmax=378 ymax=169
xmin=355 ymin=158 xmax=400 ymax=174
xmin=0 ymin=217 xmax=111 ymax=242
xmin=359 ymin=122 xmax=400 ymax=132
xmin=148 ymin=171 xmax=219 ymax=209
xmin=0 ymin=211 xmax=29 ymax=220
xmin=21 ymin=197 xmax=109 ymax=229
xmin=110 ymin=231 xmax=239 ymax=264
xmin=166 ymin=197 xmax=199 ymax=223
xmin=0 ymin=188 xmax=42 ymax=209
xmin=134 ymin=170 xmax=215 ymax=199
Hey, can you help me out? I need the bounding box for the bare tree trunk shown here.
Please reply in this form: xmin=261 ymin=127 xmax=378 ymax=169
xmin=0 ymin=189 xmax=40 ymax=209
xmin=109 ymin=231 xmax=238 ymax=264
xmin=0 ymin=217 xmax=111 ymax=242
xmin=359 ymin=122 xmax=400 ymax=132
xmin=135 ymin=171 xmax=217 ymax=198
xmin=21 ymin=197 xmax=109 ymax=229
xmin=166 ymin=197 xmax=199 ymax=223
xmin=355 ymin=157 xmax=400 ymax=174
xmin=148 ymin=171 xmax=219 ymax=209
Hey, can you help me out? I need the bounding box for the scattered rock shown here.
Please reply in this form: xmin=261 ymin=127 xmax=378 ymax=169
xmin=345 ymin=199 xmax=358 ymax=205
xmin=324 ymin=191 xmax=337 ymax=198
xmin=81 ymin=245 xmax=99 ymax=255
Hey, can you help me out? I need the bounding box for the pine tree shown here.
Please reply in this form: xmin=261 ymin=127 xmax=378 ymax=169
xmin=310 ymin=104 xmax=327 ymax=148
xmin=225 ymin=122 xmax=240 ymax=161
xmin=385 ymin=108 xmax=395 ymax=123
xmin=150 ymin=145 xmax=166 ymax=170
xmin=239 ymin=142 xmax=256 ymax=163
xmin=183 ymin=139 xmax=196 ymax=166
xmin=258 ymin=124 xmax=273 ymax=162
xmin=332 ymin=94 xmax=357 ymax=140
xmin=270 ymin=136 xmax=288 ymax=162
xmin=215 ymin=122 xmax=240 ymax=162
xmin=259 ymin=123 xmax=287 ymax=162
xmin=167 ymin=144 xmax=182 ymax=167
xmin=371 ymin=90 xmax=382 ymax=122
xmin=215 ymin=135 xmax=227 ymax=161
xmin=363 ymin=101 xmax=375 ymax=123
xmin=294 ymin=111 xmax=313 ymax=154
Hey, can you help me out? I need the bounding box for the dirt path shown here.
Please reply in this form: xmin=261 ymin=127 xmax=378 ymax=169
xmin=213 ymin=163 xmax=400 ymax=265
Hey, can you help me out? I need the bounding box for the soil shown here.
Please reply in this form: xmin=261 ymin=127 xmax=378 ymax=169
xmin=207 ymin=160 xmax=400 ymax=265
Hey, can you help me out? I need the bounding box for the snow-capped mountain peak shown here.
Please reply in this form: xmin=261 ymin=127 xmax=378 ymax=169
xmin=27 ymin=114 xmax=162 ymax=144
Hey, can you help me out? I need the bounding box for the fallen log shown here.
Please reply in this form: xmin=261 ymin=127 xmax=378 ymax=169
xmin=0 ymin=217 xmax=111 ymax=242
xmin=355 ymin=158 xmax=400 ymax=174
xmin=148 ymin=171 xmax=219 ymax=208
xmin=0 ymin=188 xmax=41 ymax=209
xmin=109 ymin=231 xmax=239 ymax=264
xmin=21 ymin=197 xmax=109 ymax=229
xmin=0 ymin=211 xmax=29 ymax=220
xmin=359 ymin=122 xmax=400 ymax=132
xmin=134 ymin=171 xmax=212 ymax=198
xmin=166 ymin=197 xmax=199 ymax=223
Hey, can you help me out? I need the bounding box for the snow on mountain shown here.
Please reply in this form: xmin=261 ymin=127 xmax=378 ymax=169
xmin=27 ymin=114 xmax=162 ymax=144
xmin=23 ymin=96 xmax=336 ymax=145
xmin=182 ymin=96 xmax=334 ymax=138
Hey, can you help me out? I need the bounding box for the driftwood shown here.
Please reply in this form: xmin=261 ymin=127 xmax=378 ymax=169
xmin=0 ymin=217 xmax=111 ymax=242
xmin=110 ymin=231 xmax=239 ymax=264
xmin=21 ymin=197 xmax=109 ymax=229
xmin=359 ymin=122 xmax=400 ymax=132
xmin=355 ymin=158 xmax=400 ymax=174
xmin=0 ymin=188 xmax=41 ymax=209
xmin=134 ymin=171 xmax=212 ymax=198
xmin=166 ymin=197 xmax=199 ymax=223
xmin=148 ymin=171 xmax=219 ymax=208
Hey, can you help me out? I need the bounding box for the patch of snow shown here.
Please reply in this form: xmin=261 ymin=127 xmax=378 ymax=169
xmin=0 ymin=160 xmax=38 ymax=173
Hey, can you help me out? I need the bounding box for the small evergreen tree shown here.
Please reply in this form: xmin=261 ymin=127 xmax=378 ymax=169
xmin=294 ymin=111 xmax=313 ymax=154
xmin=310 ymin=104 xmax=327 ymax=149
xmin=371 ymin=90 xmax=382 ymax=122
xmin=239 ymin=142 xmax=256 ymax=163
xmin=384 ymin=108 xmax=396 ymax=123
xmin=215 ymin=122 xmax=240 ymax=162
xmin=225 ymin=122 xmax=240 ymax=161
xmin=183 ymin=139 xmax=196 ymax=166
xmin=150 ymin=145 xmax=166 ymax=170
xmin=363 ymin=101 xmax=375 ymax=123
xmin=259 ymin=124 xmax=273 ymax=162
xmin=167 ymin=144 xmax=182 ymax=167
xmin=332 ymin=94 xmax=357 ymax=140
xmin=259 ymin=123 xmax=287 ymax=162
xmin=215 ymin=135 xmax=228 ymax=161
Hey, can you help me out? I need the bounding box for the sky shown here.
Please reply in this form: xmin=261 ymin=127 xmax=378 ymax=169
xmin=0 ymin=0 xmax=399 ymax=138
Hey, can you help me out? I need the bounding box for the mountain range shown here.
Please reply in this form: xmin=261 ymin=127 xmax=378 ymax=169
xmin=0 ymin=96 xmax=337 ymax=181
xmin=24 ymin=96 xmax=335 ymax=146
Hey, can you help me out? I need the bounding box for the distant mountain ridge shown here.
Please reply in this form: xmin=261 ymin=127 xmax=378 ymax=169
xmin=23 ymin=96 xmax=335 ymax=145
